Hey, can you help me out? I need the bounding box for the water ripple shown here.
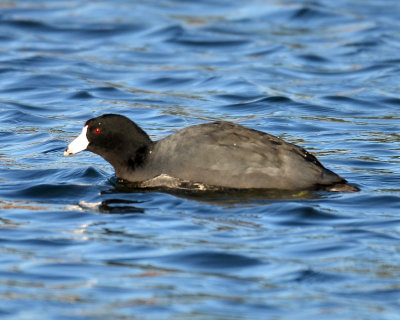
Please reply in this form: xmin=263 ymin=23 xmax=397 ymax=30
xmin=0 ymin=0 xmax=399 ymax=319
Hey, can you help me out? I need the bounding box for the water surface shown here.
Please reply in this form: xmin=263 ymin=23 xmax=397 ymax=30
xmin=0 ymin=0 xmax=400 ymax=319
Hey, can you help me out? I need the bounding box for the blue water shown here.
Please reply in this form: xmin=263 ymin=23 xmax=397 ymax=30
xmin=0 ymin=0 xmax=400 ymax=319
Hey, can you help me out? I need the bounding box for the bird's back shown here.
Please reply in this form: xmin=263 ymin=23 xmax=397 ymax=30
xmin=147 ymin=121 xmax=345 ymax=190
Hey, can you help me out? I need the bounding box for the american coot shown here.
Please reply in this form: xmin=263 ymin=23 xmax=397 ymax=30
xmin=64 ymin=114 xmax=359 ymax=192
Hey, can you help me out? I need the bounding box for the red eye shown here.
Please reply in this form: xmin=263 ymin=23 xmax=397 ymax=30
xmin=94 ymin=128 xmax=101 ymax=134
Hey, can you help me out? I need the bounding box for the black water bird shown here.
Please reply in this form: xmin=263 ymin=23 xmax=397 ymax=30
xmin=64 ymin=114 xmax=359 ymax=192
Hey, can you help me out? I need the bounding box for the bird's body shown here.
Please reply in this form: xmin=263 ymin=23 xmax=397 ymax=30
xmin=65 ymin=114 xmax=359 ymax=192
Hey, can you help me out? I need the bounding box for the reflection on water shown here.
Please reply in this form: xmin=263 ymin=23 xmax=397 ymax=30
xmin=81 ymin=198 xmax=145 ymax=214
xmin=0 ymin=0 xmax=399 ymax=319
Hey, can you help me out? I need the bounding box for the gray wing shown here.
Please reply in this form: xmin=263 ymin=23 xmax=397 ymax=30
xmin=151 ymin=121 xmax=344 ymax=190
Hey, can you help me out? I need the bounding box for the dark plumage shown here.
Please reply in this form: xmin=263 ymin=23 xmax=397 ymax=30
xmin=64 ymin=114 xmax=359 ymax=192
